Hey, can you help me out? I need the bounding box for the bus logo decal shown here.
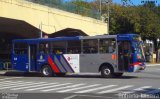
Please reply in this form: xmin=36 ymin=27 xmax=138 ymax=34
xmin=63 ymin=54 xmax=80 ymax=73
xmin=67 ymin=57 xmax=71 ymax=61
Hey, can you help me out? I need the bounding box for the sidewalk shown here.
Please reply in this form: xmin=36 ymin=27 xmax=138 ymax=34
xmin=146 ymin=63 xmax=160 ymax=67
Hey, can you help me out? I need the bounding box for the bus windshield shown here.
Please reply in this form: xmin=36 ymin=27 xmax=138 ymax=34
xmin=133 ymin=41 xmax=145 ymax=62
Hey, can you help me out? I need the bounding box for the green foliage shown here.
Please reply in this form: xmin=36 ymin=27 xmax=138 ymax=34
xmin=70 ymin=0 xmax=93 ymax=16
xmin=71 ymin=0 xmax=92 ymax=9
xmin=108 ymin=4 xmax=160 ymax=38
xmin=31 ymin=0 xmax=63 ymax=5
xmin=27 ymin=0 xmax=100 ymax=19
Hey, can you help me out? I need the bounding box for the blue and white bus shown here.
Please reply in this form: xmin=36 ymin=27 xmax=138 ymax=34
xmin=12 ymin=34 xmax=146 ymax=78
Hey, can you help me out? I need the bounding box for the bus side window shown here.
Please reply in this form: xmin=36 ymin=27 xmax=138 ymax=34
xmin=99 ymin=39 xmax=116 ymax=53
xmin=51 ymin=41 xmax=66 ymax=54
xmin=83 ymin=39 xmax=98 ymax=54
xmin=14 ymin=43 xmax=28 ymax=55
xmin=67 ymin=40 xmax=81 ymax=54
xmin=39 ymin=43 xmax=50 ymax=54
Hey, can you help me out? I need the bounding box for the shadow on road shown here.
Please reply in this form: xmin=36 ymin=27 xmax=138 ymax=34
xmin=0 ymin=71 xmax=138 ymax=79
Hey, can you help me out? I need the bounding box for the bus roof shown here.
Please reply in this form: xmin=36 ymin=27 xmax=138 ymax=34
xmin=13 ymin=34 xmax=139 ymax=43
xmin=13 ymin=36 xmax=80 ymax=43
xmin=117 ymin=34 xmax=140 ymax=41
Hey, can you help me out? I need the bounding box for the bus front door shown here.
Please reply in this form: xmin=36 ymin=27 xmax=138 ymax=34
xmin=28 ymin=44 xmax=37 ymax=71
xmin=118 ymin=41 xmax=132 ymax=71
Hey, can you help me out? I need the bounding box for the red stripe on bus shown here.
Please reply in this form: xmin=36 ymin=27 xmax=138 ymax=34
xmin=129 ymin=62 xmax=142 ymax=67
xmin=48 ymin=56 xmax=60 ymax=73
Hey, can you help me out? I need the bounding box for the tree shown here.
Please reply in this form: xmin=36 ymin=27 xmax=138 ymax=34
xmin=70 ymin=0 xmax=92 ymax=16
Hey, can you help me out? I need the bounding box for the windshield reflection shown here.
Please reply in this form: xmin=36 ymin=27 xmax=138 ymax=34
xmin=133 ymin=42 xmax=145 ymax=62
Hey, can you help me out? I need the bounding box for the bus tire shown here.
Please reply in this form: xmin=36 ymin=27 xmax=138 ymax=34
xmin=113 ymin=73 xmax=123 ymax=78
xmin=41 ymin=65 xmax=53 ymax=77
xmin=100 ymin=66 xmax=114 ymax=78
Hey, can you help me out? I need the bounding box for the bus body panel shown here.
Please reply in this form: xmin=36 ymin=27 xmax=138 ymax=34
xmin=36 ymin=54 xmax=49 ymax=72
xmin=12 ymin=54 xmax=29 ymax=72
xmin=79 ymin=54 xmax=117 ymax=73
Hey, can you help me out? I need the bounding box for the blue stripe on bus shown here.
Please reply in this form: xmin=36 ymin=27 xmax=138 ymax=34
xmin=54 ymin=55 xmax=66 ymax=73
xmin=60 ymin=56 xmax=74 ymax=73
xmin=54 ymin=55 xmax=68 ymax=72
xmin=61 ymin=55 xmax=74 ymax=73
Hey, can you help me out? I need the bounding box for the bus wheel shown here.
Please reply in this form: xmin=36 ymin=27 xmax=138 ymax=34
xmin=113 ymin=73 xmax=123 ymax=78
xmin=101 ymin=66 xmax=113 ymax=78
xmin=41 ymin=65 xmax=53 ymax=77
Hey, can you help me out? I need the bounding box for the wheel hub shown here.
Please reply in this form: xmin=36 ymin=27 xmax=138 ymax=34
xmin=104 ymin=68 xmax=111 ymax=75
xmin=43 ymin=67 xmax=49 ymax=75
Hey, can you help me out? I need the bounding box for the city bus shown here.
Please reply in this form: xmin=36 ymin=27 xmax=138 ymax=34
xmin=12 ymin=34 xmax=146 ymax=78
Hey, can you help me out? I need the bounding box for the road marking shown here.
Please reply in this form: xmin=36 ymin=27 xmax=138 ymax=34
xmin=64 ymin=95 xmax=77 ymax=99
xmin=134 ymin=86 xmax=152 ymax=91
xmin=123 ymin=86 xmax=152 ymax=94
xmin=57 ymin=84 xmax=101 ymax=93
xmin=0 ymin=81 xmax=33 ymax=87
xmin=0 ymin=81 xmax=46 ymax=90
xmin=0 ymin=77 xmax=23 ymax=80
xmin=98 ymin=85 xmax=133 ymax=94
xmin=147 ymin=88 xmax=160 ymax=94
xmin=41 ymin=83 xmax=85 ymax=92
xmin=24 ymin=83 xmax=61 ymax=91
xmin=64 ymin=95 xmax=112 ymax=99
xmin=0 ymin=80 xmax=23 ymax=85
xmin=11 ymin=82 xmax=59 ymax=90
xmin=75 ymin=85 xmax=117 ymax=93
xmin=25 ymin=83 xmax=73 ymax=91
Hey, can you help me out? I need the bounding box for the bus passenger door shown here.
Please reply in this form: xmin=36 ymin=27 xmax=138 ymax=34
xmin=28 ymin=44 xmax=37 ymax=71
xmin=118 ymin=41 xmax=132 ymax=71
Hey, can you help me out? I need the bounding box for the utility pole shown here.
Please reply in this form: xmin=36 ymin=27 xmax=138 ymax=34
xmin=103 ymin=0 xmax=110 ymax=34
xmin=39 ymin=22 xmax=42 ymax=38
xmin=100 ymin=0 xmax=102 ymax=16
xmin=98 ymin=0 xmax=111 ymax=34
xmin=107 ymin=0 xmax=110 ymax=34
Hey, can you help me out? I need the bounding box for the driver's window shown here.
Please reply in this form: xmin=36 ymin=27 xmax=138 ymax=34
xmin=39 ymin=43 xmax=50 ymax=54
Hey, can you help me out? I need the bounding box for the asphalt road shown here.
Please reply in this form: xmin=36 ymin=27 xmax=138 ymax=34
xmin=0 ymin=66 xmax=160 ymax=99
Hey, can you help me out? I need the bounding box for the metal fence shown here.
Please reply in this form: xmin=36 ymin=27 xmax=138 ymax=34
xmin=26 ymin=0 xmax=100 ymax=19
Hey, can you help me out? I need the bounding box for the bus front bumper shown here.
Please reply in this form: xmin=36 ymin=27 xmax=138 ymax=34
xmin=128 ymin=64 xmax=146 ymax=72
xmin=133 ymin=65 xmax=146 ymax=72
